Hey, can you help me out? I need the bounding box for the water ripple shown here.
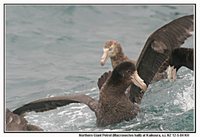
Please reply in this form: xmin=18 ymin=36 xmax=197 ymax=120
xmin=6 ymin=5 xmax=194 ymax=132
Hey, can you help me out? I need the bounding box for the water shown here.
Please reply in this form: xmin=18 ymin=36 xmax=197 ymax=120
xmin=5 ymin=5 xmax=195 ymax=132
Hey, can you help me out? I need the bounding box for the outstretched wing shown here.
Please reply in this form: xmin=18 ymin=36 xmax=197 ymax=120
xmin=13 ymin=94 xmax=98 ymax=115
xmin=130 ymin=15 xmax=194 ymax=104
xmin=137 ymin=15 xmax=193 ymax=85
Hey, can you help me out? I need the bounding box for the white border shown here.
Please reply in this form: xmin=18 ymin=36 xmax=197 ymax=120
xmin=1 ymin=1 xmax=199 ymax=137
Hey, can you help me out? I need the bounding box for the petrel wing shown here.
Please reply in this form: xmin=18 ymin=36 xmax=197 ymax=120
xmin=130 ymin=15 xmax=194 ymax=104
xmin=13 ymin=94 xmax=97 ymax=115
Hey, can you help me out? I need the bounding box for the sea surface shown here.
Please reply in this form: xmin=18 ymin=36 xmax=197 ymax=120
xmin=5 ymin=5 xmax=195 ymax=132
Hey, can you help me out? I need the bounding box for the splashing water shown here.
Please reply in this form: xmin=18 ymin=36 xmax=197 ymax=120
xmin=24 ymin=68 xmax=194 ymax=132
xmin=6 ymin=5 xmax=194 ymax=132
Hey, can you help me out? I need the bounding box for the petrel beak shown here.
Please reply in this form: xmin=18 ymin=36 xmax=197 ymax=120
xmin=131 ymin=71 xmax=147 ymax=91
xmin=100 ymin=48 xmax=109 ymax=66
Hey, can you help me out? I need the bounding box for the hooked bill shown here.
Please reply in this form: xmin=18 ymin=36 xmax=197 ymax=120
xmin=131 ymin=71 xmax=147 ymax=91
xmin=100 ymin=48 xmax=109 ymax=66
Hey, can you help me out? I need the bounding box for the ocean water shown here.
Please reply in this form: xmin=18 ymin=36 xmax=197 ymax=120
xmin=5 ymin=5 xmax=195 ymax=132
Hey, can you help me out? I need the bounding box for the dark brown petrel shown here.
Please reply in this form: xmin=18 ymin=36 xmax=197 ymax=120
xmin=13 ymin=61 xmax=147 ymax=127
xmin=10 ymin=14 xmax=194 ymax=129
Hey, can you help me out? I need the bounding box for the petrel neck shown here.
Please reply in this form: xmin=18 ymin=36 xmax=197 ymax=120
xmin=102 ymin=79 xmax=129 ymax=95
xmin=110 ymin=52 xmax=128 ymax=68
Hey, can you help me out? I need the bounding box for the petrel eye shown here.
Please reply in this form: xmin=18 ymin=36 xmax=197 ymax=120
xmin=127 ymin=70 xmax=131 ymax=73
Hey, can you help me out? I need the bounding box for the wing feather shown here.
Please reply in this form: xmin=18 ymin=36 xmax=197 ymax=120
xmin=97 ymin=71 xmax=112 ymax=90
xmin=13 ymin=94 xmax=97 ymax=115
xmin=130 ymin=15 xmax=194 ymax=104
xmin=137 ymin=15 xmax=193 ymax=85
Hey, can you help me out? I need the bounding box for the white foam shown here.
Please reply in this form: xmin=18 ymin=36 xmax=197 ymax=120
xmin=173 ymin=81 xmax=194 ymax=112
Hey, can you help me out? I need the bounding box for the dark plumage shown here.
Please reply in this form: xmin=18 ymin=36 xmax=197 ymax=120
xmin=164 ymin=47 xmax=194 ymax=80
xmin=10 ymin=14 xmax=194 ymax=129
xmin=129 ymin=15 xmax=193 ymax=103
xmin=99 ymin=15 xmax=194 ymax=104
xmin=100 ymin=40 xmax=168 ymax=82
xmin=100 ymin=41 xmax=194 ymax=83
xmin=170 ymin=47 xmax=193 ymax=71
xmin=13 ymin=61 xmax=147 ymax=127
xmin=6 ymin=108 xmax=43 ymax=131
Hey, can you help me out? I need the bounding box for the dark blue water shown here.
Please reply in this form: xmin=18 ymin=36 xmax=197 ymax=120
xmin=5 ymin=5 xmax=194 ymax=132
